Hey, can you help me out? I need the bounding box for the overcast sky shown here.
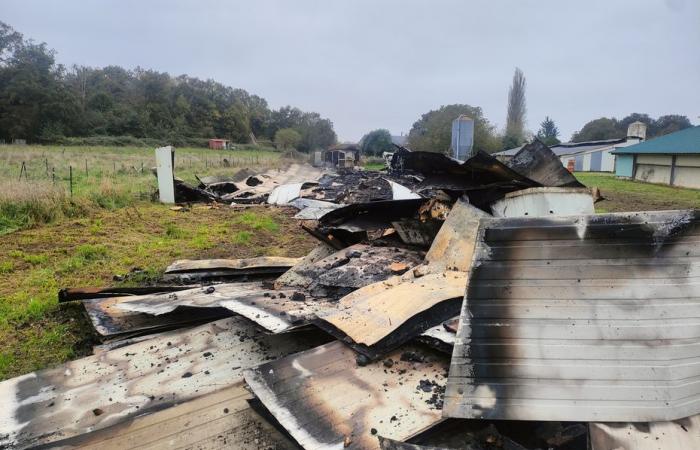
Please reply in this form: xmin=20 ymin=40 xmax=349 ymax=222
xmin=3 ymin=0 xmax=699 ymax=142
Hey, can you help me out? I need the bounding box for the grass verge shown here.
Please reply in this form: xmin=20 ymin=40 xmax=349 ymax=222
xmin=0 ymin=204 xmax=314 ymax=380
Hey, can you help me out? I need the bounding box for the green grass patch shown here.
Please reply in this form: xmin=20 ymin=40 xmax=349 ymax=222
xmin=234 ymin=211 xmax=279 ymax=232
xmin=164 ymin=223 xmax=186 ymax=239
xmin=233 ymin=230 xmax=253 ymax=244
xmin=576 ymin=172 xmax=700 ymax=212
xmin=0 ymin=261 xmax=13 ymax=274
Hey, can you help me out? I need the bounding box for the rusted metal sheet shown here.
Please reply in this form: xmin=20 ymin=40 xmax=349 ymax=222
xmin=163 ymin=256 xmax=300 ymax=282
xmin=315 ymin=272 xmax=466 ymax=359
xmin=83 ymin=295 xmax=231 ymax=338
xmin=443 ymin=210 xmax=700 ymax=422
xmin=590 ymin=415 xmax=700 ymax=450
xmin=244 ymin=341 xmax=449 ymax=450
xmin=424 ymin=199 xmax=488 ymax=272
xmin=0 ymin=317 xmax=324 ymax=449
xmin=507 ymin=139 xmax=585 ymax=188
xmin=48 ymin=381 xmax=298 ymax=449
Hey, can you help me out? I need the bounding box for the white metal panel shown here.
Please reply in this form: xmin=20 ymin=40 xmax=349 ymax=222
xmin=268 ymin=182 xmax=303 ymax=205
xmin=601 ymin=148 xmax=616 ymax=172
xmin=490 ymin=187 xmax=594 ymax=218
xmin=155 ymin=146 xmax=175 ymax=203
xmin=635 ymin=164 xmax=672 ymax=184
xmin=582 ymin=153 xmax=591 ymax=171
xmin=676 ymin=155 xmax=700 ymax=168
xmin=674 ymin=166 xmax=700 ymax=189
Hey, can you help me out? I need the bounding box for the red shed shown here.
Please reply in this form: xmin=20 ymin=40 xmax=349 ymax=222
xmin=208 ymin=139 xmax=229 ymax=150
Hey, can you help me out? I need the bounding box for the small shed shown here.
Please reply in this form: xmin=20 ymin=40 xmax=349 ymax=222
xmin=322 ymin=144 xmax=361 ymax=169
xmin=612 ymin=126 xmax=700 ymax=189
xmin=208 ymin=139 xmax=229 ymax=150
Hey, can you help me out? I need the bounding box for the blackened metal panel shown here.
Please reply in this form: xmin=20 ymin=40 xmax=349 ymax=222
xmin=0 ymin=317 xmax=324 ymax=449
xmin=244 ymin=341 xmax=448 ymax=450
xmin=507 ymin=140 xmax=585 ymax=188
xmin=443 ymin=210 xmax=700 ymax=422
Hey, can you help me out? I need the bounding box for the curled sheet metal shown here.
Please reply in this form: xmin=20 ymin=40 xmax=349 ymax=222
xmin=244 ymin=341 xmax=449 ymax=450
xmin=506 ymin=139 xmax=585 ymax=188
xmin=83 ymin=295 xmax=231 ymax=338
xmin=315 ymin=272 xmax=467 ymax=359
xmin=418 ymin=317 xmax=458 ymax=354
xmin=590 ymin=415 xmax=700 ymax=450
xmin=443 ymin=210 xmax=700 ymax=422
xmin=0 ymin=317 xmax=324 ymax=449
xmin=268 ymin=182 xmax=304 ymax=205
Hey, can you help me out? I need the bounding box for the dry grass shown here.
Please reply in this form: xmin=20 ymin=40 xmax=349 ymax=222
xmin=0 ymin=144 xmax=289 ymax=233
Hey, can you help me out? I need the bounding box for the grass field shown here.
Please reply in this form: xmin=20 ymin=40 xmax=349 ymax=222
xmin=0 ymin=144 xmax=284 ymax=234
xmin=577 ymin=172 xmax=700 ymax=212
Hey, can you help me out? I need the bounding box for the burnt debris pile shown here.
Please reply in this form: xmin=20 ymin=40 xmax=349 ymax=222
xmin=2 ymin=141 xmax=699 ymax=450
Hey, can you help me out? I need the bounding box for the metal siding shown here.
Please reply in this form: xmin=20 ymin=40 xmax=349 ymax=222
xmin=443 ymin=210 xmax=700 ymax=422
xmin=590 ymin=150 xmax=602 ymax=171
xmin=677 ymin=155 xmax=700 ymax=168
xmin=574 ymin=155 xmax=583 ymax=171
xmin=637 ymin=154 xmax=673 ymax=166
xmin=582 ymin=153 xmax=591 ymax=171
xmin=615 ymin=154 xmax=635 ymax=177
xmin=674 ymin=166 xmax=700 ymax=189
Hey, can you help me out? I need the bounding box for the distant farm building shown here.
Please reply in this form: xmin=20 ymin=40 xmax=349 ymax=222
xmin=317 ymin=143 xmax=361 ymax=169
xmin=208 ymin=139 xmax=229 ymax=150
xmin=612 ymin=125 xmax=700 ymax=189
xmin=495 ymin=122 xmax=647 ymax=172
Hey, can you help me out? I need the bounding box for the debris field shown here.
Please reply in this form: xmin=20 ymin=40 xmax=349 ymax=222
xmin=1 ymin=140 xmax=698 ymax=450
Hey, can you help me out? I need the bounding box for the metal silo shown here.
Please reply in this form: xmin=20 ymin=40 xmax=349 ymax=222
xmin=451 ymin=115 xmax=474 ymax=161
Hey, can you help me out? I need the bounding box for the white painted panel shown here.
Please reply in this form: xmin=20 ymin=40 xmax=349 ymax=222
xmin=583 ymin=153 xmax=591 ymax=171
xmin=155 ymin=146 xmax=175 ymax=203
xmin=637 ymin=154 xmax=672 ymax=166
xmin=601 ymin=149 xmax=616 ymax=172
xmin=677 ymin=155 xmax=700 ymax=168
xmin=674 ymin=167 xmax=700 ymax=189
xmin=491 ymin=188 xmax=595 ymax=218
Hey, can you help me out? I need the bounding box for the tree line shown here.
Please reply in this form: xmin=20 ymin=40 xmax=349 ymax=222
xmin=359 ymin=68 xmax=693 ymax=156
xmin=0 ymin=21 xmax=337 ymax=151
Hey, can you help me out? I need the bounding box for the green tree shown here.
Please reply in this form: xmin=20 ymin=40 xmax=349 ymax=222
xmin=536 ymin=116 xmax=561 ymax=146
xmin=360 ymin=129 xmax=393 ymax=156
xmin=407 ymin=104 xmax=501 ymax=154
xmin=0 ymin=20 xmax=339 ymax=146
xmin=274 ymin=128 xmax=302 ymax=149
xmin=653 ymin=115 xmax=692 ymax=137
xmin=503 ymin=67 xmax=527 ymax=148
xmin=571 ymin=117 xmax=623 ymax=142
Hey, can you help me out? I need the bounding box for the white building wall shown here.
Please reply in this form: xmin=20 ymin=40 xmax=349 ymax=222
xmin=601 ymin=148 xmax=616 ymax=172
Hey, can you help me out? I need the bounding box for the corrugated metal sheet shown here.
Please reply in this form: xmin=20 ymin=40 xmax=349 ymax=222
xmin=0 ymin=317 xmax=324 ymax=449
xmin=506 ymin=140 xmax=584 ymax=188
xmin=48 ymin=381 xmax=298 ymax=449
xmin=244 ymin=341 xmax=449 ymax=450
xmin=443 ymin=210 xmax=700 ymax=422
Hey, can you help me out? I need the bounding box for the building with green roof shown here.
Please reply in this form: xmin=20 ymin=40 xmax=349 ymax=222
xmin=612 ymin=126 xmax=700 ymax=188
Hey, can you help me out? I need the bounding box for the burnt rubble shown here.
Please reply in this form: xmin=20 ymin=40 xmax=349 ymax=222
xmin=2 ymin=141 xmax=698 ymax=450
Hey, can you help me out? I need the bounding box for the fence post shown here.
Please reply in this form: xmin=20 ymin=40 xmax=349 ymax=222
xmin=52 ymin=167 xmax=55 ymax=184
xmin=85 ymin=159 xmax=88 ymax=178
xmin=45 ymin=158 xmax=49 ymax=176
xmin=69 ymin=165 xmax=73 ymax=198
xmin=18 ymin=161 xmax=26 ymax=181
